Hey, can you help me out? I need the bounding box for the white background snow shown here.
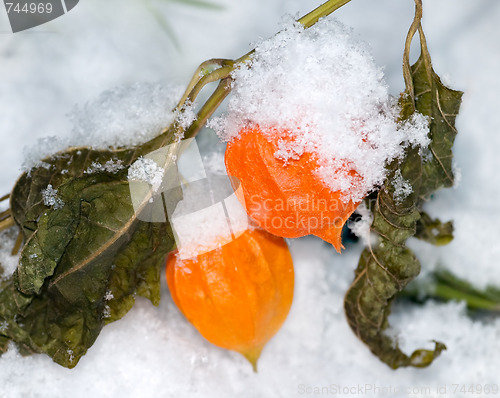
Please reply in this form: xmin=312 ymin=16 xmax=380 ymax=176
xmin=1 ymin=0 xmax=500 ymax=397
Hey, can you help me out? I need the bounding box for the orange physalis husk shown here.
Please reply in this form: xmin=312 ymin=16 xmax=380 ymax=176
xmin=225 ymin=126 xmax=361 ymax=252
xmin=165 ymin=227 xmax=294 ymax=371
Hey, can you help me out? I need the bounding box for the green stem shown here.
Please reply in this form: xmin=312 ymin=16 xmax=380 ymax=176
xmin=402 ymin=0 xmax=423 ymax=106
xmin=298 ymin=0 xmax=352 ymax=28
xmin=184 ymin=78 xmax=232 ymax=139
xmin=184 ymin=65 xmax=233 ymax=105
xmin=175 ymin=58 xmax=233 ymax=110
xmin=404 ymin=269 xmax=500 ymax=313
xmin=432 ymin=283 xmax=500 ymax=312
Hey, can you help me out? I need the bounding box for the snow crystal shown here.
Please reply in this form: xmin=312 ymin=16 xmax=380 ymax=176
xmin=102 ymin=305 xmax=111 ymax=319
xmin=104 ymin=290 xmax=114 ymax=301
xmin=211 ymin=17 xmax=430 ymax=203
xmin=22 ymin=83 xmax=195 ymax=172
xmin=41 ymin=184 xmax=64 ymax=210
xmin=84 ymin=159 xmax=124 ymax=174
xmin=128 ymin=157 xmax=164 ymax=192
xmin=391 ymin=169 xmax=413 ymax=203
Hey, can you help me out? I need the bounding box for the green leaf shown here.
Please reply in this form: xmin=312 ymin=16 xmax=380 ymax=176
xmin=344 ymin=22 xmax=462 ymax=368
xmin=1 ymin=128 xmax=181 ymax=368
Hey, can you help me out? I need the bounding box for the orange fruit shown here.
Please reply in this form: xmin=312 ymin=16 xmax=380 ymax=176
xmin=165 ymin=227 xmax=294 ymax=371
xmin=225 ymin=126 xmax=360 ymax=252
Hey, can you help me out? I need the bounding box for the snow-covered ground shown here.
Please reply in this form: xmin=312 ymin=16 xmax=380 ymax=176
xmin=1 ymin=0 xmax=500 ymax=397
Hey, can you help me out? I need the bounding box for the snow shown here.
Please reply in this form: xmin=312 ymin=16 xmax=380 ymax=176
xmin=21 ymin=83 xmax=193 ymax=172
xmin=1 ymin=0 xmax=500 ymax=396
xmin=211 ymin=17 xmax=430 ymax=203
xmin=128 ymin=157 xmax=165 ymax=192
xmin=41 ymin=184 xmax=65 ymax=209
xmin=84 ymin=159 xmax=124 ymax=174
xmin=391 ymin=169 xmax=413 ymax=203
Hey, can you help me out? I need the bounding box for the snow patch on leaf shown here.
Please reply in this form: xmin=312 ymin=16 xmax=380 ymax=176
xmin=41 ymin=184 xmax=64 ymax=210
xmin=128 ymin=157 xmax=164 ymax=192
xmin=391 ymin=169 xmax=413 ymax=203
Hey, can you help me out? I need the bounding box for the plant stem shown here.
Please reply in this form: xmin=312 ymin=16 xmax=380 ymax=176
xmin=0 ymin=216 xmax=14 ymax=232
xmin=185 ymin=65 xmax=233 ymax=105
xmin=432 ymin=283 xmax=500 ymax=312
xmin=404 ymin=269 xmax=500 ymax=313
xmin=298 ymin=0 xmax=352 ymax=28
xmin=402 ymin=0 xmax=423 ymax=106
xmin=175 ymin=58 xmax=233 ymax=110
xmin=184 ymin=78 xmax=232 ymax=139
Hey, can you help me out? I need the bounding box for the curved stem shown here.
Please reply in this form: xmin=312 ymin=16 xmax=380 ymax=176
xmin=175 ymin=58 xmax=233 ymax=110
xmin=185 ymin=65 xmax=233 ymax=105
xmin=184 ymin=78 xmax=232 ymax=139
xmin=418 ymin=24 xmax=433 ymax=82
xmin=403 ymin=0 xmax=423 ymax=107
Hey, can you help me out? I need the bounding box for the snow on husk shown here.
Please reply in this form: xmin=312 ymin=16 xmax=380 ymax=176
xmin=1 ymin=0 xmax=500 ymax=396
xmin=211 ymin=16 xmax=429 ymax=203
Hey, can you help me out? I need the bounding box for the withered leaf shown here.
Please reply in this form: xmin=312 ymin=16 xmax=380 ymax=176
xmin=0 ymin=127 xmax=180 ymax=367
xmin=344 ymin=26 xmax=462 ymax=368
xmin=415 ymin=212 xmax=454 ymax=246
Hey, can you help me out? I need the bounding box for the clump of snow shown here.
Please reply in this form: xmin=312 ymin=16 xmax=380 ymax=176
xmin=391 ymin=169 xmax=413 ymax=202
xmin=210 ymin=16 xmax=430 ymax=203
xmin=41 ymin=184 xmax=64 ymax=210
xmin=22 ymin=83 xmax=195 ymax=172
xmin=128 ymin=157 xmax=164 ymax=192
xmin=348 ymin=201 xmax=374 ymax=245
xmin=84 ymin=159 xmax=124 ymax=174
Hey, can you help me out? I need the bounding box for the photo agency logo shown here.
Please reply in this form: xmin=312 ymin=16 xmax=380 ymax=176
xmin=128 ymin=138 xmax=249 ymax=260
xmin=3 ymin=0 xmax=79 ymax=33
